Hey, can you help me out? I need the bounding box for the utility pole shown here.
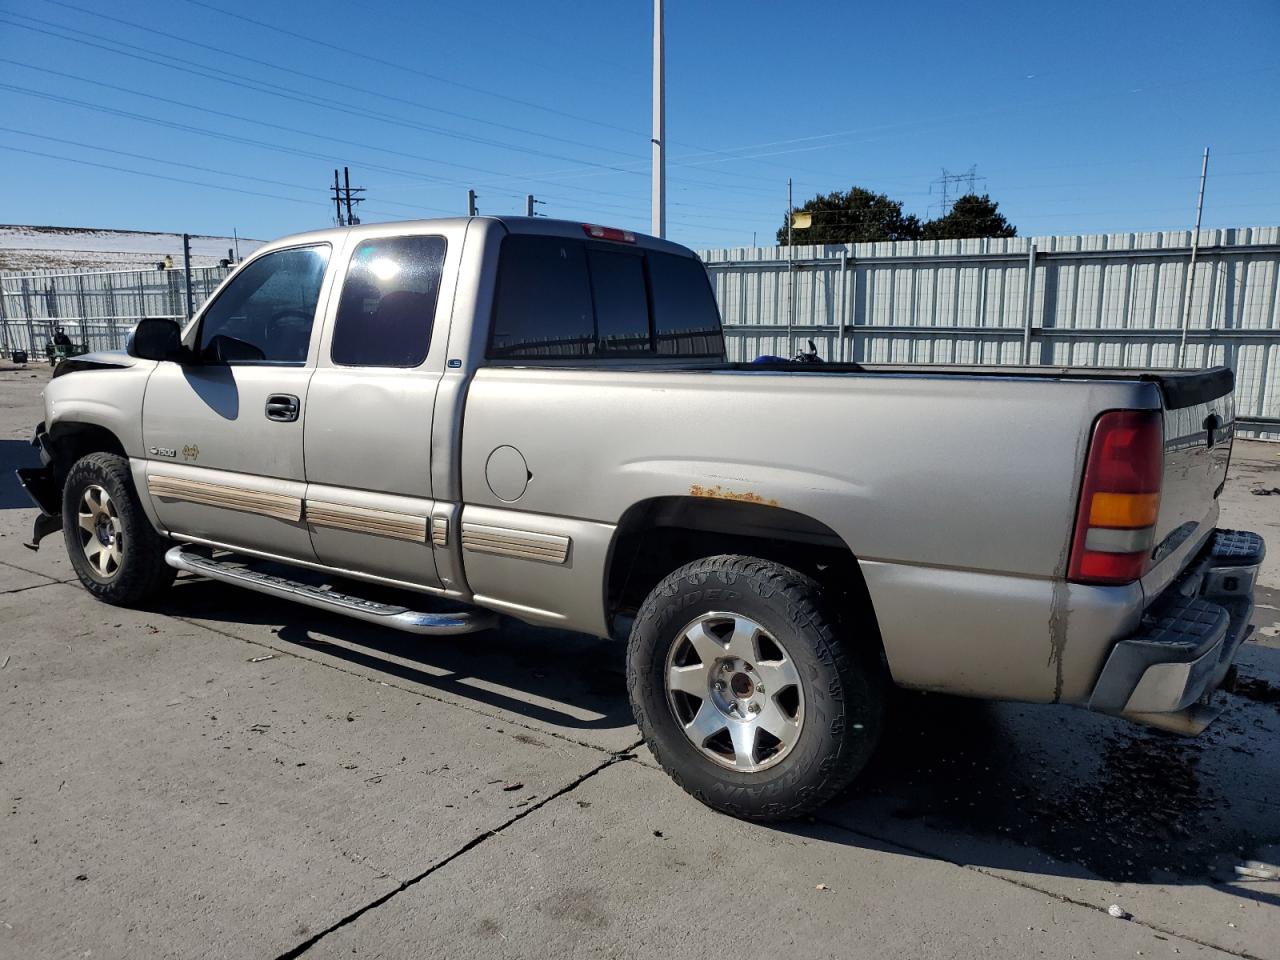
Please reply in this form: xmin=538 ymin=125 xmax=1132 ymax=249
xmin=467 ymin=189 xmax=478 ymax=217
xmin=342 ymin=166 xmax=364 ymax=225
xmin=232 ymin=227 xmax=240 ymax=261
xmin=786 ymin=177 xmax=794 ymax=358
xmin=181 ymin=233 xmax=194 ymax=321
xmin=332 ymin=169 xmax=345 ymax=226
xmin=1178 ymin=147 xmax=1210 ymax=367
xmin=651 ymin=0 xmax=665 ymax=237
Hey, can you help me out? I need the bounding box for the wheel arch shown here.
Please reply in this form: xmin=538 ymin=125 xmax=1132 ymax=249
xmin=605 ymin=496 xmax=883 ymax=651
xmin=47 ymin=421 xmax=128 ymax=484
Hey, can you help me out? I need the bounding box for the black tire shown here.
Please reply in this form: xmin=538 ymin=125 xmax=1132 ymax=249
xmin=627 ymin=554 xmax=885 ymax=821
xmin=62 ymin=452 xmax=175 ymax=606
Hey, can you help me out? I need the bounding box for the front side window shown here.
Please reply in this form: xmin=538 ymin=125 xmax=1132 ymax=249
xmin=332 ymin=235 xmax=447 ymax=367
xmin=198 ymin=245 xmax=329 ymax=363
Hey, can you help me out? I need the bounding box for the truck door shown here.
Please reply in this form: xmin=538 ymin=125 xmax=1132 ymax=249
xmin=142 ymin=243 xmax=333 ymax=561
xmin=302 ymin=229 xmax=458 ymax=591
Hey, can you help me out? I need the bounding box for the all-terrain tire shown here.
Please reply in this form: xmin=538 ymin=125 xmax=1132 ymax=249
xmin=62 ymin=452 xmax=175 ymax=606
xmin=627 ymin=554 xmax=885 ymax=822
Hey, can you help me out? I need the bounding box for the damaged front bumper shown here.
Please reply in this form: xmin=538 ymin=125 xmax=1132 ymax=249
xmin=1089 ymin=528 xmax=1264 ymax=734
xmin=15 ymin=422 xmax=62 ymax=550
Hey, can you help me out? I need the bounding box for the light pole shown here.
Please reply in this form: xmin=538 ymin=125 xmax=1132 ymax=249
xmin=651 ymin=0 xmax=665 ymax=238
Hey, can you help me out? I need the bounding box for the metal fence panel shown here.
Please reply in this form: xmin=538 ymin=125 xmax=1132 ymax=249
xmin=0 ymin=263 xmax=231 ymax=356
xmin=3 ymin=230 xmax=1277 ymax=439
xmin=701 ymin=226 xmax=1280 ymax=438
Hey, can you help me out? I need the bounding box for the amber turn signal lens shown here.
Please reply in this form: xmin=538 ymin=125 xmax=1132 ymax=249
xmin=1088 ymin=491 xmax=1160 ymax=529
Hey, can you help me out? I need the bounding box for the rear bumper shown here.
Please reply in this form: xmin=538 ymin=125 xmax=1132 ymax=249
xmin=1088 ymin=528 xmax=1264 ymax=733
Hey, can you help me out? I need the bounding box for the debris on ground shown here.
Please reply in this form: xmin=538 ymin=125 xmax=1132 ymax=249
xmin=502 ymin=782 xmax=524 ymax=791
xmin=1250 ymin=487 xmax=1280 ymax=496
xmin=1108 ymin=904 xmax=1131 ymax=920
xmin=248 ymin=654 xmax=274 ymax=663
xmin=1234 ymin=862 xmax=1279 ymax=880
xmin=815 ymin=883 xmax=830 ymax=892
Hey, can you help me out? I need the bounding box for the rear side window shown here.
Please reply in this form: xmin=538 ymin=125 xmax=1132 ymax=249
xmin=649 ymin=251 xmax=725 ymax=357
xmin=489 ymin=236 xmax=593 ymax=357
xmin=332 ymin=235 xmax=446 ymax=367
xmin=489 ymin=235 xmax=723 ymax=360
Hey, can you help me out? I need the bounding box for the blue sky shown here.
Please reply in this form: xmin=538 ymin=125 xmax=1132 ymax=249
xmin=0 ymin=0 xmax=1277 ymax=249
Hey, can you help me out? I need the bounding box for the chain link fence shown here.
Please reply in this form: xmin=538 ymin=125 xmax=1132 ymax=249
xmin=0 ymin=264 xmax=231 ymax=357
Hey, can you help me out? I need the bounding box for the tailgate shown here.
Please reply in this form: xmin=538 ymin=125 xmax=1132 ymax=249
xmin=1148 ymin=366 xmax=1235 ymax=572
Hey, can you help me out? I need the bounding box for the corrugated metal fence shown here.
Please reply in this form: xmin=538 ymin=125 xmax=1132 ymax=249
xmin=699 ymin=226 xmax=1279 ymax=437
xmin=2 ymin=229 xmax=1276 ymax=437
xmin=0 ymin=264 xmax=231 ymax=356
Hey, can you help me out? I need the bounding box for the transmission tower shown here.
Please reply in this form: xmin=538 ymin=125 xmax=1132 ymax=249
xmin=930 ymin=165 xmax=986 ymax=217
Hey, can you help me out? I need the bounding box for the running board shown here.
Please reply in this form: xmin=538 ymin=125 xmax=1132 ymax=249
xmin=165 ymin=545 xmax=498 ymax=636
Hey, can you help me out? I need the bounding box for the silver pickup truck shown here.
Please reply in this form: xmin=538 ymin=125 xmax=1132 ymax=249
xmin=17 ymin=217 xmax=1265 ymax=821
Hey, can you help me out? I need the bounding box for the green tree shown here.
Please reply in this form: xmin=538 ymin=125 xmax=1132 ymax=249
xmin=777 ymin=187 xmax=923 ymax=245
xmin=922 ymin=193 xmax=1017 ymax=240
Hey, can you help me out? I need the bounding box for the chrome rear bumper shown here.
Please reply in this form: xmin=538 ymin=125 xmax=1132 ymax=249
xmin=1088 ymin=528 xmax=1263 ymax=734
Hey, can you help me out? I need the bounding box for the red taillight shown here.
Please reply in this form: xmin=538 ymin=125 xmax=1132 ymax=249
xmin=1068 ymin=410 xmax=1163 ymax=585
xmin=582 ymin=223 xmax=636 ymax=243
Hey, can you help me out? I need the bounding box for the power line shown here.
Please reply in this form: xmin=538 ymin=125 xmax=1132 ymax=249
xmin=178 ymin=0 xmax=646 ymax=140
xmin=0 ymin=53 xmax=785 ymax=206
xmin=26 ymin=1 xmax=644 ymax=162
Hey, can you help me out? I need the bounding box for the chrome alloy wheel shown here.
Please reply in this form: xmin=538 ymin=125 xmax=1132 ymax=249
xmin=664 ymin=612 xmax=805 ymax=772
xmin=76 ymin=484 xmax=124 ymax=579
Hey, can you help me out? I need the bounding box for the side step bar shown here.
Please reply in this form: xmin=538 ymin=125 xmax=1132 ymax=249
xmin=165 ymin=545 xmax=498 ymax=636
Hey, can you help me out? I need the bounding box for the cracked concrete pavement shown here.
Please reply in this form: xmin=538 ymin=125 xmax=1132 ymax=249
xmin=1 ymin=363 xmax=1278 ymax=959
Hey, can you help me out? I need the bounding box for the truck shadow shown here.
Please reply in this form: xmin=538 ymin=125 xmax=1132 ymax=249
xmin=151 ymin=574 xmax=1280 ymax=904
xmin=154 ymin=576 xmax=634 ymax=735
xmin=0 ymin=438 xmax=40 ymax=509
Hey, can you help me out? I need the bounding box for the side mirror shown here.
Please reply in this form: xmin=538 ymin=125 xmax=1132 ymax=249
xmin=127 ymin=318 xmax=184 ymax=362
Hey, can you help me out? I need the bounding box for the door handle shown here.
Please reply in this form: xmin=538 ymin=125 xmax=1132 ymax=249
xmin=265 ymin=394 xmax=300 ymax=422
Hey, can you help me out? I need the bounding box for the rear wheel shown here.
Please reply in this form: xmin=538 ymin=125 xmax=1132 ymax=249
xmin=62 ymin=452 xmax=175 ymax=605
xmin=627 ymin=554 xmax=885 ymax=821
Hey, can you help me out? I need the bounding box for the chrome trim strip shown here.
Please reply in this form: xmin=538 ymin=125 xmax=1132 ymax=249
xmin=460 ymin=522 xmax=570 ymax=564
xmin=306 ymin=500 xmax=427 ymax=542
xmin=165 ymin=545 xmax=495 ymax=636
xmin=147 ymin=475 xmax=302 ymax=522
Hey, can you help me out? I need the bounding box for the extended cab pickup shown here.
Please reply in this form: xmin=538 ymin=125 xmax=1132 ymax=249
xmin=17 ymin=217 xmax=1265 ymax=820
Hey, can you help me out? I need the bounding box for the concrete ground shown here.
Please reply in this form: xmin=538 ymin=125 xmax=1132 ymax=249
xmin=1 ymin=361 xmax=1277 ymax=960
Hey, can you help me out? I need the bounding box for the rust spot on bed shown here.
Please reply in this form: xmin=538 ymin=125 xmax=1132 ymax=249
xmin=689 ymin=484 xmax=779 ymax=507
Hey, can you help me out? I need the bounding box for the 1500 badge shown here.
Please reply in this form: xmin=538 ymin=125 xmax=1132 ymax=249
xmin=149 ymin=446 xmax=176 ymax=459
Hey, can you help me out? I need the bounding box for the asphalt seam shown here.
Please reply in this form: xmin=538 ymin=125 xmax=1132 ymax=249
xmin=0 ymin=556 xmax=67 ymax=584
xmin=813 ymin=815 xmax=1266 ymax=960
xmin=170 ymin=613 xmax=629 ymax=758
xmin=0 ymin=577 xmax=76 ymax=595
xmin=273 ymin=750 xmax=634 ymax=960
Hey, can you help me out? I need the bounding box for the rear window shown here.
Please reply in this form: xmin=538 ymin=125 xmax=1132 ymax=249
xmin=332 ymin=235 xmax=446 ymax=367
xmin=649 ymin=251 xmax=725 ymax=357
xmin=489 ymin=235 xmax=723 ymax=360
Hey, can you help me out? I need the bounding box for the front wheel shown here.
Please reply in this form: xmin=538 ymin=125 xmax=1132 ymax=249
xmin=62 ymin=452 xmax=175 ymax=606
xmin=627 ymin=555 xmax=885 ymax=821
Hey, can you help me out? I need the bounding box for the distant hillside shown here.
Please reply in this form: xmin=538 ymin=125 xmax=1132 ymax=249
xmin=0 ymin=225 xmax=266 ymax=273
